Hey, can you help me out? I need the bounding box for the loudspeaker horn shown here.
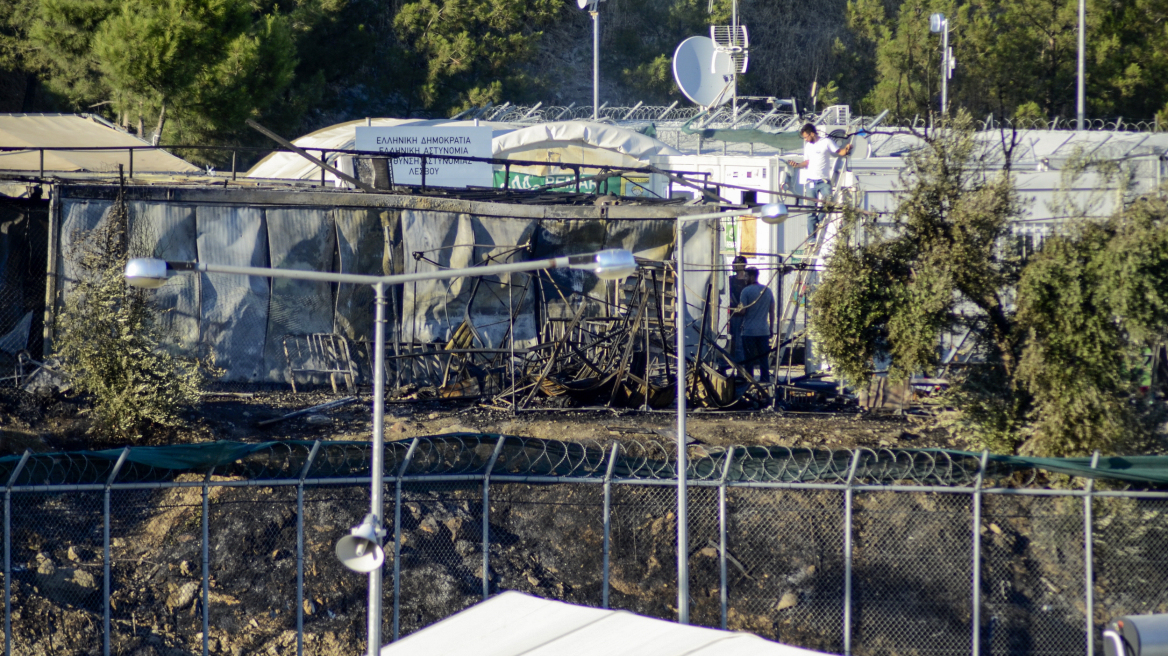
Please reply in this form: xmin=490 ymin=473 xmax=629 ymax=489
xmin=335 ymin=514 xmax=385 ymax=573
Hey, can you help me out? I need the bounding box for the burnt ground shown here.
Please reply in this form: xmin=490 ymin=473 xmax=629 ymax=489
xmin=0 ymin=386 xmax=967 ymax=456
xmin=4 ymin=387 xmax=1168 ymax=656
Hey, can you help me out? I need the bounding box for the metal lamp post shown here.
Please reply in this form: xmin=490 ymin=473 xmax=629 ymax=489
xmin=930 ymin=13 xmax=953 ymax=115
xmin=1077 ymin=0 xmax=1086 ymax=129
xmin=672 ymin=202 xmax=787 ymax=624
xmin=126 ymin=248 xmax=637 ymax=656
xmin=576 ymin=0 xmax=605 ymax=120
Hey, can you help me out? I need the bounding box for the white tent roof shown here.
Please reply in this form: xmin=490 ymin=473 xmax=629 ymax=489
xmin=494 ymin=122 xmax=682 ymax=160
xmin=380 ymin=592 xmax=829 ymax=656
xmin=245 ymin=118 xmax=519 ymax=180
xmin=246 ymin=119 xmax=680 ymax=181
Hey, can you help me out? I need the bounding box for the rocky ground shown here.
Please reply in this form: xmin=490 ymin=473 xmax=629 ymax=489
xmin=0 ymin=385 xmax=991 ymax=656
xmin=0 ymin=386 xmax=967 ymax=457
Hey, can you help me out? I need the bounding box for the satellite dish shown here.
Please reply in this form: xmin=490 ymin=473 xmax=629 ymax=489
xmin=672 ymin=36 xmax=735 ymax=108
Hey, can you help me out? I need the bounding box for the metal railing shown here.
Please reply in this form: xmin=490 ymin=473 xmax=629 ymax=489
xmin=3 ymin=436 xmax=1167 ymax=656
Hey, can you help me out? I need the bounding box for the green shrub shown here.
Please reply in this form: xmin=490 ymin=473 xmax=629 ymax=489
xmin=55 ymin=187 xmax=211 ymax=439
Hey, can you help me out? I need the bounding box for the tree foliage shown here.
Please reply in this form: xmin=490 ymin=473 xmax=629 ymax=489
xmin=846 ymin=0 xmax=1168 ymax=121
xmin=811 ymin=115 xmax=1168 ymax=456
xmin=393 ymin=0 xmax=561 ymax=112
xmin=1014 ymin=194 xmax=1168 ymax=455
xmin=55 ymin=185 xmax=213 ymax=439
xmin=26 ymin=0 xmax=299 ymax=147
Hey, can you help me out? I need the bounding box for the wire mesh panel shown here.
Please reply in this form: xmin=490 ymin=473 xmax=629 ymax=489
xmin=9 ymin=492 xmax=104 ymax=656
xmin=1091 ymin=497 xmax=1168 ymax=641
xmin=982 ymin=495 xmax=1086 ymax=656
xmin=853 ymin=491 xmax=973 ymax=656
xmin=607 ymin=483 xmax=679 ymax=622
xmin=685 ymin=485 xmax=722 ymax=629
xmin=107 ymin=488 xmax=197 ymax=656
xmin=397 ymin=481 xmax=484 ymax=637
xmin=207 ymin=485 xmax=299 ymax=655
xmin=301 ymin=484 xmax=375 ymax=656
xmin=727 ymin=487 xmax=845 ymax=652
xmin=0 ymin=199 xmax=50 ymax=370
xmin=488 ymin=482 xmax=605 ymax=607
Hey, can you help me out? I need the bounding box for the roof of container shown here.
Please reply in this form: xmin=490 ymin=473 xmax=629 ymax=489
xmin=0 ymin=113 xmax=200 ymax=173
xmin=379 ymin=592 xmax=828 ymax=656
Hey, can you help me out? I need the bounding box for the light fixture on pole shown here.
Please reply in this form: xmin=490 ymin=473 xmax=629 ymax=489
xmin=126 ymin=247 xmax=636 ymax=656
xmin=672 ymin=201 xmax=787 ymax=625
xmin=576 ymin=0 xmax=606 ymax=120
xmin=929 ymin=13 xmax=954 ymax=115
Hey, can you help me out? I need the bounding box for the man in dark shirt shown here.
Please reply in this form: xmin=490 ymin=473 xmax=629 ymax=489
xmin=727 ymin=255 xmax=749 ymax=367
xmin=737 ymin=268 xmax=774 ymax=383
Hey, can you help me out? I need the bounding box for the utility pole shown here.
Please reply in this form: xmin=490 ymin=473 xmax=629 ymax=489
xmin=1077 ymin=0 xmax=1086 ymax=129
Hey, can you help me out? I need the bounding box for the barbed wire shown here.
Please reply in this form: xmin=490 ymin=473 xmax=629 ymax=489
xmin=480 ymin=104 xmax=1163 ymax=134
xmin=0 ymin=435 xmax=1151 ymax=489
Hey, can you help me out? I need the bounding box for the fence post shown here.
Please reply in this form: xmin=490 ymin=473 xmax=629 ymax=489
xmin=843 ymin=449 xmax=861 ymax=656
xmin=296 ymin=441 xmax=322 ymax=656
xmin=971 ymin=450 xmax=989 ymax=656
xmin=482 ymin=437 xmax=507 ymax=600
xmin=5 ymin=451 xmax=31 ymax=656
xmin=1084 ymin=451 xmax=1100 ymax=656
xmin=392 ymin=438 xmax=420 ymax=642
xmin=201 ymin=465 xmax=215 ymax=656
xmin=719 ymin=447 xmax=736 ymax=630
xmin=104 ymin=447 xmax=130 ymax=656
xmin=601 ymin=442 xmax=620 ymax=609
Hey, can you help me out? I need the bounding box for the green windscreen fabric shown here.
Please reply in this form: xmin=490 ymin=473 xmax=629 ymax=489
xmin=956 ymin=450 xmax=1168 ymax=485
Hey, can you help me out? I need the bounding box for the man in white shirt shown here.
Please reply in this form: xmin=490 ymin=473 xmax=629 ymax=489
xmin=787 ymin=123 xmax=852 ymax=241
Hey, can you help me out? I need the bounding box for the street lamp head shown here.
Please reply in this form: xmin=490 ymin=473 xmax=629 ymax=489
xmin=568 ymin=248 xmax=637 ymax=280
xmin=930 ymin=12 xmax=946 ymax=32
xmin=758 ymin=202 xmax=790 ymax=225
xmin=125 ymin=258 xmax=170 ymax=288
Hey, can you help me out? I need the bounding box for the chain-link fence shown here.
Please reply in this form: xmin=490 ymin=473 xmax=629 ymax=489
xmin=1 ymin=438 xmax=1166 ymax=656
xmin=0 ymin=197 xmax=50 ymax=382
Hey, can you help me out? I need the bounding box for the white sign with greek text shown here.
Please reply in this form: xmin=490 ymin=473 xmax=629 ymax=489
xmin=354 ymin=126 xmax=493 ymax=188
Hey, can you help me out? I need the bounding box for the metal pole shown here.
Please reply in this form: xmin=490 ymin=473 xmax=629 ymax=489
xmin=719 ymin=447 xmax=736 ymax=630
xmin=675 ymin=217 xmax=690 ymax=625
xmin=104 ymin=447 xmax=130 ymax=656
xmin=128 ymin=148 xmax=133 ymax=178
xmin=1085 ymin=451 xmax=1100 ymax=656
xmin=296 ymin=441 xmax=322 ymax=656
xmin=592 ymin=10 xmax=600 ymax=121
xmin=482 ymin=437 xmax=507 ymax=600
xmin=940 ymin=21 xmax=949 ymax=115
xmin=971 ymin=450 xmax=989 ymax=656
xmin=369 ymin=282 xmax=389 ymax=656
xmin=202 ymin=465 xmax=214 ymax=656
xmin=1077 ymin=0 xmax=1086 ymax=130
xmin=843 ymin=449 xmax=861 ymax=656
xmin=5 ymin=451 xmax=30 ymax=656
xmin=509 ymin=277 xmax=516 ymax=413
xmin=392 ymin=438 xmax=420 ymax=642
xmin=602 ymin=442 xmax=620 ymax=609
